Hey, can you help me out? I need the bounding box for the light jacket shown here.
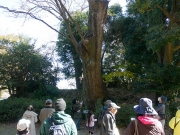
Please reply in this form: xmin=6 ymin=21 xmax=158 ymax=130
xmin=23 ymin=110 xmax=38 ymax=135
xmin=100 ymin=111 xmax=120 ymax=135
xmin=124 ymin=116 xmax=164 ymax=135
xmin=39 ymin=111 xmax=77 ymax=135
xmin=86 ymin=114 xmax=96 ymax=127
xmin=39 ymin=106 xmax=55 ymax=124
xmin=169 ymin=110 xmax=180 ymax=135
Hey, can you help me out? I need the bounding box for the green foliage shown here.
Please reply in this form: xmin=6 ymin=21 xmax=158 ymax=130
xmin=116 ymin=104 xmax=136 ymax=127
xmin=34 ymin=85 xmax=62 ymax=99
xmin=0 ymin=35 xmax=59 ymax=96
xmin=0 ymin=97 xmax=44 ymax=122
xmin=0 ymin=97 xmax=73 ymax=122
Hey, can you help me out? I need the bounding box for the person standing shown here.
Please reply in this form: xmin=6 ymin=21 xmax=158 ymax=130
xmin=100 ymin=102 xmax=120 ymax=135
xmin=155 ymin=96 xmax=167 ymax=129
xmin=97 ymin=100 xmax=112 ymax=126
xmin=124 ymin=98 xmax=164 ymax=135
xmin=39 ymin=99 xmax=55 ymax=124
xmin=23 ymin=105 xmax=38 ymax=135
xmin=72 ymin=98 xmax=83 ymax=130
xmin=39 ymin=98 xmax=77 ymax=135
xmin=169 ymin=110 xmax=180 ymax=135
xmin=86 ymin=110 xmax=97 ymax=134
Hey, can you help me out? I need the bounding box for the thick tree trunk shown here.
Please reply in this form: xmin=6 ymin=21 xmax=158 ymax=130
xmin=78 ymin=0 xmax=109 ymax=110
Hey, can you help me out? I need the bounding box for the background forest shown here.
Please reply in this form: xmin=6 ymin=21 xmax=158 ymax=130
xmin=0 ymin=0 xmax=180 ymax=129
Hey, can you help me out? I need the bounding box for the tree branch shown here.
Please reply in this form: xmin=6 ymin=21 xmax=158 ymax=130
xmin=0 ymin=5 xmax=71 ymax=41
xmin=173 ymin=45 xmax=180 ymax=52
xmin=156 ymin=4 xmax=172 ymax=20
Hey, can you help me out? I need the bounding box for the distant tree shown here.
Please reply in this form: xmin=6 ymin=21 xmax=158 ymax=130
xmin=0 ymin=35 xmax=59 ymax=96
xmin=127 ymin=0 xmax=180 ymax=65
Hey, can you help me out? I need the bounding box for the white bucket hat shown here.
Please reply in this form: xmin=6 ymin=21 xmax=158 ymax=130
xmin=17 ymin=119 xmax=30 ymax=131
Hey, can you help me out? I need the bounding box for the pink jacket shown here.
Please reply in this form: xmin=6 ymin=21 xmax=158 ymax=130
xmin=86 ymin=114 xmax=97 ymax=127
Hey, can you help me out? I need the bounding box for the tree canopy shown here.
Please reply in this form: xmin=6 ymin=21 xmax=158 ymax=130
xmin=0 ymin=35 xmax=59 ymax=96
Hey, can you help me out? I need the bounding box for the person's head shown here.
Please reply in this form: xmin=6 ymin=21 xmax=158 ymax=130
xmin=134 ymin=98 xmax=157 ymax=116
xmin=72 ymin=98 xmax=77 ymax=105
xmin=45 ymin=99 xmax=52 ymax=106
xmin=54 ymin=98 xmax=66 ymax=111
xmin=158 ymin=96 xmax=167 ymax=103
xmin=17 ymin=119 xmax=30 ymax=132
xmin=27 ymin=105 xmax=33 ymax=111
xmin=107 ymin=102 xmax=120 ymax=115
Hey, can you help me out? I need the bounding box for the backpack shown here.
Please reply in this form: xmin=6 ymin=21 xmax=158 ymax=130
xmin=97 ymin=107 xmax=107 ymax=126
xmin=48 ymin=117 xmax=67 ymax=135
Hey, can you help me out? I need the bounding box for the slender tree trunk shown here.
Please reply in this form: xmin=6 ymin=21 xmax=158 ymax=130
xmin=163 ymin=42 xmax=173 ymax=64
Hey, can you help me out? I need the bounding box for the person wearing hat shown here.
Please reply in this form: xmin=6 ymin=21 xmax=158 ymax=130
xmin=72 ymin=98 xmax=83 ymax=130
xmin=97 ymin=100 xmax=112 ymax=126
xmin=100 ymin=102 xmax=120 ymax=135
xmin=155 ymin=96 xmax=167 ymax=129
xmin=124 ymin=98 xmax=164 ymax=135
xmin=39 ymin=99 xmax=55 ymax=124
xmin=39 ymin=98 xmax=77 ymax=135
xmin=16 ymin=118 xmax=31 ymax=135
xmin=22 ymin=105 xmax=38 ymax=135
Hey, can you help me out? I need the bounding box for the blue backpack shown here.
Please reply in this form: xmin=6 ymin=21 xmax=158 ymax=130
xmin=48 ymin=117 xmax=67 ymax=135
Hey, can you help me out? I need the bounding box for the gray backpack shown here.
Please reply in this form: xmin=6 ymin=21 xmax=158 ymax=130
xmin=48 ymin=117 xmax=67 ymax=135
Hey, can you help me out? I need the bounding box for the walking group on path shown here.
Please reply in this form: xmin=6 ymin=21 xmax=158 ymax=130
xmin=15 ymin=95 xmax=180 ymax=135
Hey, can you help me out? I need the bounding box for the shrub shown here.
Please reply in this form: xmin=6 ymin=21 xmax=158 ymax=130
xmin=0 ymin=97 xmax=74 ymax=122
xmin=116 ymin=103 xmax=136 ymax=127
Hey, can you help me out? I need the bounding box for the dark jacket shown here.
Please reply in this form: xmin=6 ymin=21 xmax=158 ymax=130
xmin=39 ymin=111 xmax=77 ymax=135
xmin=155 ymin=96 xmax=167 ymax=119
xmin=123 ymin=116 xmax=164 ymax=135
xmin=73 ymin=103 xmax=82 ymax=119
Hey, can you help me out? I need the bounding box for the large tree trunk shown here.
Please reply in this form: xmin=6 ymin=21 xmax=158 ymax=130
xmin=78 ymin=0 xmax=109 ymax=110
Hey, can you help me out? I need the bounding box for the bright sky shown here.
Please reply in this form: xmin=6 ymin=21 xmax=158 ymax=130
xmin=0 ymin=0 xmax=127 ymax=89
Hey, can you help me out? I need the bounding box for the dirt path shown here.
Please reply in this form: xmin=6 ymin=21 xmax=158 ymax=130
xmin=0 ymin=122 xmax=172 ymax=135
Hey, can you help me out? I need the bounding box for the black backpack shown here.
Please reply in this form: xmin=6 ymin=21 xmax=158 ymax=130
xmin=97 ymin=107 xmax=107 ymax=126
xmin=48 ymin=117 xmax=67 ymax=135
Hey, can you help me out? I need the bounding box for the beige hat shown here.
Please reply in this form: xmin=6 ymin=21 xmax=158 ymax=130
xmin=17 ymin=119 xmax=30 ymax=131
xmin=108 ymin=102 xmax=121 ymax=109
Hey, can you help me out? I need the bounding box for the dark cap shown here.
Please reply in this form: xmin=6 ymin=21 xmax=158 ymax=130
xmin=46 ymin=99 xmax=52 ymax=104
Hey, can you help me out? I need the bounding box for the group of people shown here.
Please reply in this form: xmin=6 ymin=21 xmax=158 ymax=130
xmin=15 ymin=96 xmax=180 ymax=135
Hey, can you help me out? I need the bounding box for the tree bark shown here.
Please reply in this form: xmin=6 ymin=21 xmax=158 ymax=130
xmin=78 ymin=0 xmax=109 ymax=110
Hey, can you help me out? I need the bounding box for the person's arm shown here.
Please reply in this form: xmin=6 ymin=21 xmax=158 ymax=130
xmin=40 ymin=118 xmax=51 ymax=135
xmin=71 ymin=120 xmax=78 ymax=135
xmin=155 ymin=104 xmax=163 ymax=112
xmin=91 ymin=114 xmax=97 ymax=122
